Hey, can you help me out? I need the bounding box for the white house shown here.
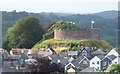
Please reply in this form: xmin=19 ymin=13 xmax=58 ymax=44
xmin=112 ymin=57 xmax=120 ymax=64
xmin=105 ymin=48 xmax=119 ymax=57
xmin=90 ymin=56 xmax=104 ymax=71
xmin=65 ymin=62 xmax=76 ymax=73
xmin=67 ymin=67 xmax=76 ymax=73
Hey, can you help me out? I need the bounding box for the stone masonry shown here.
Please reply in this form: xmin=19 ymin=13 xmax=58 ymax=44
xmin=54 ymin=28 xmax=100 ymax=40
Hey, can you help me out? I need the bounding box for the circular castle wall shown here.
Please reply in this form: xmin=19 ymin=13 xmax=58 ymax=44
xmin=54 ymin=28 xmax=100 ymax=40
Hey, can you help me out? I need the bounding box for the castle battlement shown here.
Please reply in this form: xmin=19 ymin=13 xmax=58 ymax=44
xmin=54 ymin=28 xmax=100 ymax=40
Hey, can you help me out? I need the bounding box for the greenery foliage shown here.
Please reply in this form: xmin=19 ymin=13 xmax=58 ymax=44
xmin=3 ymin=16 xmax=45 ymax=50
xmin=2 ymin=11 xmax=118 ymax=47
xmin=33 ymin=39 xmax=112 ymax=52
xmin=46 ymin=20 xmax=77 ymax=34
xmin=105 ymin=64 xmax=120 ymax=73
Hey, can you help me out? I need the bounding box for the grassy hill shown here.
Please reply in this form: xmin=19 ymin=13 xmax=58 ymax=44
xmin=2 ymin=10 xmax=118 ymax=47
xmin=33 ymin=39 xmax=112 ymax=53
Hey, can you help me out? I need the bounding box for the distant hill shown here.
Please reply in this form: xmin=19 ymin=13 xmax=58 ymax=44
xmin=1 ymin=10 xmax=118 ymax=47
xmin=93 ymin=10 xmax=118 ymax=19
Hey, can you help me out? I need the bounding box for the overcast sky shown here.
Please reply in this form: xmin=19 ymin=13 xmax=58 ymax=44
xmin=0 ymin=0 xmax=119 ymax=14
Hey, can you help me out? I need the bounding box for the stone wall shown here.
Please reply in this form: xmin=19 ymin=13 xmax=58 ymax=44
xmin=54 ymin=28 xmax=100 ymax=40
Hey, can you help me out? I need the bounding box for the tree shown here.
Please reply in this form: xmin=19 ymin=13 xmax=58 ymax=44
xmin=27 ymin=57 xmax=64 ymax=74
xmin=105 ymin=64 xmax=120 ymax=73
xmin=5 ymin=16 xmax=45 ymax=50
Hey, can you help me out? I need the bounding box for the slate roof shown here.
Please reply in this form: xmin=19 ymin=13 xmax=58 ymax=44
xmin=68 ymin=57 xmax=74 ymax=62
xmin=59 ymin=52 xmax=68 ymax=57
xmin=21 ymin=53 xmax=29 ymax=59
xmin=9 ymin=55 xmax=21 ymax=60
xmin=97 ymin=55 xmax=105 ymax=60
xmin=68 ymin=51 xmax=78 ymax=55
xmin=49 ymin=54 xmax=69 ymax=65
xmin=22 ymin=49 xmax=31 ymax=55
xmin=84 ymin=47 xmax=93 ymax=52
xmin=72 ymin=56 xmax=88 ymax=68
xmin=107 ymin=55 xmax=117 ymax=60
xmin=38 ymin=51 xmax=52 ymax=57
xmin=92 ymin=49 xmax=106 ymax=55
xmin=81 ymin=67 xmax=97 ymax=72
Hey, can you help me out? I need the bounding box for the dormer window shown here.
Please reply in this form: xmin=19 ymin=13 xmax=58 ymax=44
xmin=82 ymin=51 xmax=87 ymax=56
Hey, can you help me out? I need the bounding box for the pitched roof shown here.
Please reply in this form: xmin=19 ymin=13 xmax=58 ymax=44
xmin=81 ymin=67 xmax=97 ymax=72
xmin=72 ymin=56 xmax=89 ymax=68
xmin=68 ymin=51 xmax=78 ymax=55
xmin=106 ymin=48 xmax=119 ymax=57
xmin=49 ymin=54 xmax=69 ymax=65
xmin=38 ymin=51 xmax=52 ymax=57
xmin=107 ymin=55 xmax=117 ymax=60
xmin=71 ymin=57 xmax=83 ymax=68
xmin=22 ymin=49 xmax=31 ymax=55
xmin=59 ymin=52 xmax=68 ymax=57
xmin=97 ymin=55 xmax=105 ymax=60
xmin=84 ymin=47 xmax=93 ymax=52
xmin=9 ymin=55 xmax=21 ymax=60
xmin=92 ymin=49 xmax=106 ymax=55
xmin=68 ymin=57 xmax=74 ymax=62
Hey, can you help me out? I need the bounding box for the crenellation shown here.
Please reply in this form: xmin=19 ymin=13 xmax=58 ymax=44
xmin=54 ymin=28 xmax=100 ymax=40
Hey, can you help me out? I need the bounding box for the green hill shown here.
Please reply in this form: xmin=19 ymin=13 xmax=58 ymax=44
xmin=2 ymin=10 xmax=118 ymax=47
xmin=33 ymin=39 xmax=112 ymax=53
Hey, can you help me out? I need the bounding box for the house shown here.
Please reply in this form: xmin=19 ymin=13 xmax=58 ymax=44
xmin=19 ymin=53 xmax=29 ymax=67
xmin=81 ymin=67 xmax=97 ymax=72
xmin=78 ymin=47 xmax=93 ymax=58
xmin=10 ymin=49 xmax=22 ymax=55
xmin=112 ymin=57 xmax=120 ymax=64
xmin=0 ymin=49 xmax=9 ymax=68
xmin=68 ymin=56 xmax=74 ymax=62
xmin=38 ymin=51 xmax=52 ymax=58
xmin=101 ymin=55 xmax=116 ymax=70
xmin=72 ymin=56 xmax=90 ymax=71
xmin=65 ymin=62 xmax=77 ymax=73
xmin=59 ymin=52 xmax=68 ymax=59
xmin=21 ymin=49 xmax=32 ymax=55
xmin=90 ymin=55 xmax=104 ymax=71
xmin=9 ymin=55 xmax=21 ymax=67
xmin=105 ymin=48 xmax=119 ymax=57
xmin=67 ymin=51 xmax=78 ymax=59
xmin=1 ymin=50 xmax=9 ymax=61
xmin=10 ymin=48 xmax=32 ymax=56
xmin=91 ymin=49 xmax=106 ymax=57
xmin=25 ymin=58 xmax=37 ymax=65
xmin=48 ymin=54 xmax=69 ymax=68
xmin=67 ymin=67 xmax=76 ymax=73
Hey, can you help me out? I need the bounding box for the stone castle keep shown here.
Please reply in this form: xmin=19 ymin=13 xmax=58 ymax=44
xmin=54 ymin=28 xmax=100 ymax=40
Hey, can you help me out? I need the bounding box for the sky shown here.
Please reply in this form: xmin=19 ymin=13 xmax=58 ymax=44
xmin=0 ymin=0 xmax=119 ymax=14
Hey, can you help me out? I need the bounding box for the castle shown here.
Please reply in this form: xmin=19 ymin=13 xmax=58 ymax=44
xmin=54 ymin=28 xmax=100 ymax=40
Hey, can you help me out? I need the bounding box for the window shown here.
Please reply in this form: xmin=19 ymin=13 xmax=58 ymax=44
xmin=97 ymin=61 xmax=99 ymax=64
xmin=92 ymin=62 xmax=95 ymax=64
xmin=82 ymin=51 xmax=87 ymax=56
xmin=103 ymin=61 xmax=107 ymax=66
xmin=97 ymin=67 xmax=99 ymax=70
